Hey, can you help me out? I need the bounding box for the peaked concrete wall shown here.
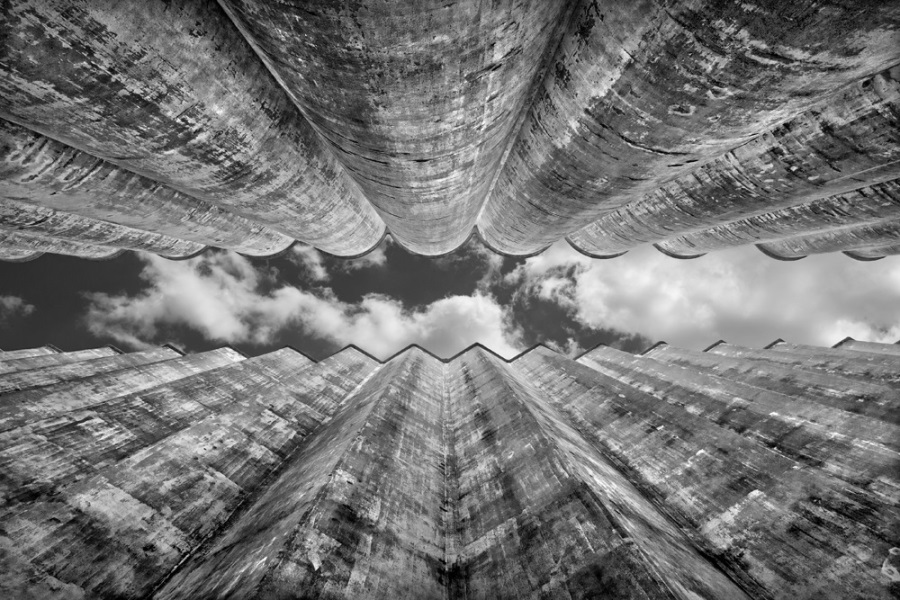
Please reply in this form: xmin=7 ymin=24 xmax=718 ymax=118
xmin=0 ymin=338 xmax=896 ymax=598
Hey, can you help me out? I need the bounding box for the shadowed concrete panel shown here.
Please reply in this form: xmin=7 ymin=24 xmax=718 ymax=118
xmin=0 ymin=198 xmax=206 ymax=258
xmin=479 ymin=1 xmax=900 ymax=255
xmin=569 ymin=65 xmax=900 ymax=255
xmin=218 ymin=0 xmax=572 ymax=256
xmin=0 ymin=0 xmax=385 ymax=256
xmin=514 ymin=346 xmax=900 ymax=600
xmin=0 ymin=119 xmax=294 ymax=257
xmin=0 ymin=230 xmax=123 ymax=260
xmin=756 ymin=217 xmax=900 ymax=259
xmin=0 ymin=346 xmax=182 ymax=395
xmin=0 ymin=346 xmax=119 ymax=376
xmin=656 ymin=176 xmax=900 ymax=256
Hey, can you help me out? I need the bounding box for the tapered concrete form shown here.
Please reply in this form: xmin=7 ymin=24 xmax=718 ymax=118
xmin=482 ymin=2 xmax=900 ymax=255
xmin=0 ymin=0 xmax=385 ymax=257
xmin=219 ymin=0 xmax=574 ymax=256
xmin=2 ymin=2 xmax=900 ymax=260
xmin=0 ymin=119 xmax=294 ymax=257
xmin=0 ymin=339 xmax=897 ymax=599
xmin=569 ymin=65 xmax=900 ymax=257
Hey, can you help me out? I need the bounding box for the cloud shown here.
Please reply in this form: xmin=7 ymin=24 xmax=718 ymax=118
xmin=505 ymin=241 xmax=900 ymax=350
xmin=83 ymin=251 xmax=522 ymax=358
xmin=289 ymin=245 xmax=330 ymax=281
xmin=0 ymin=295 xmax=35 ymax=324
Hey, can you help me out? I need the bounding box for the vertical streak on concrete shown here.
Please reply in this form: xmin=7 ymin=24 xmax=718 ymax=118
xmin=755 ymin=217 xmax=900 ymax=259
xmin=0 ymin=230 xmax=123 ymax=260
xmin=0 ymin=198 xmax=207 ymax=258
xmin=0 ymin=0 xmax=386 ymax=256
xmin=656 ymin=177 xmax=900 ymax=256
xmin=479 ymin=0 xmax=900 ymax=255
xmin=217 ymin=0 xmax=570 ymax=256
xmin=0 ymin=119 xmax=294 ymax=258
xmin=514 ymin=346 xmax=900 ymax=600
xmin=569 ymin=66 xmax=900 ymax=255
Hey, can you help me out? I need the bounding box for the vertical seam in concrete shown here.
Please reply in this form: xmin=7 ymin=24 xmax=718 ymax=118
xmin=475 ymin=0 xmax=583 ymax=224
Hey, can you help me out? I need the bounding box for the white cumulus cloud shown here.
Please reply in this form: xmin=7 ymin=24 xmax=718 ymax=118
xmin=84 ymin=251 xmax=522 ymax=358
xmin=0 ymin=295 xmax=35 ymax=324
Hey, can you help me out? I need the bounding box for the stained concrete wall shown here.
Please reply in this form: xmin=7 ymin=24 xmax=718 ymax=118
xmin=2 ymin=2 xmax=899 ymax=260
xmin=1 ymin=339 xmax=896 ymax=598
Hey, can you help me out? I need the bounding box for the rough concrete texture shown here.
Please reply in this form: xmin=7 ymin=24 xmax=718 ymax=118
xmin=0 ymin=230 xmax=123 ymax=260
xmin=2 ymin=1 xmax=900 ymax=260
xmin=0 ymin=119 xmax=294 ymax=257
xmin=0 ymin=339 xmax=897 ymax=598
xmin=0 ymin=0 xmax=385 ymax=257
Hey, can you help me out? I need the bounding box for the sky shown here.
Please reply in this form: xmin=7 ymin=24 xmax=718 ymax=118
xmin=1 ymin=237 xmax=899 ymax=360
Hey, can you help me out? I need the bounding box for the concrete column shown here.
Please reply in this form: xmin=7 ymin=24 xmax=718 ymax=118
xmin=0 ymin=198 xmax=207 ymax=258
xmin=0 ymin=119 xmax=294 ymax=257
xmin=0 ymin=346 xmax=59 ymax=361
xmin=0 ymin=0 xmax=385 ymax=256
xmin=656 ymin=176 xmax=900 ymax=257
xmin=157 ymin=348 xmax=447 ymax=599
xmin=478 ymin=1 xmax=900 ymax=255
xmin=513 ymin=346 xmax=899 ymax=600
xmin=0 ymin=230 xmax=122 ymax=260
xmin=218 ymin=0 xmax=572 ymax=256
xmin=0 ymin=348 xmax=334 ymax=599
xmin=571 ymin=66 xmax=900 ymax=257
xmin=756 ymin=217 xmax=900 ymax=259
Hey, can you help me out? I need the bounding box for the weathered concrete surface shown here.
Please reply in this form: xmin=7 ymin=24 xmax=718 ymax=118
xmin=656 ymin=177 xmax=900 ymax=257
xmin=834 ymin=337 xmax=900 ymax=357
xmin=708 ymin=340 xmax=900 ymax=384
xmin=0 ymin=230 xmax=123 ymax=260
xmin=2 ymin=340 xmax=898 ymax=598
xmin=219 ymin=0 xmax=572 ymax=256
xmin=0 ymin=119 xmax=294 ymax=257
xmin=0 ymin=0 xmax=386 ymax=256
xmin=846 ymin=243 xmax=900 ymax=260
xmin=0 ymin=346 xmax=119 ymax=376
xmin=569 ymin=65 xmax=900 ymax=256
xmin=756 ymin=216 xmax=900 ymax=259
xmin=478 ymin=0 xmax=900 ymax=255
xmin=644 ymin=342 xmax=900 ymax=425
xmin=0 ymin=346 xmax=181 ymax=395
xmin=516 ymin=345 xmax=900 ymax=600
xmin=0 ymin=346 xmax=59 ymax=361
xmin=0 ymin=247 xmax=41 ymax=262
xmin=0 ymin=197 xmax=207 ymax=259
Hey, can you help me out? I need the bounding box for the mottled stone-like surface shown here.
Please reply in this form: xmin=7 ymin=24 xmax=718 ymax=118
xmin=2 ymin=1 xmax=899 ymax=260
xmin=1 ymin=338 xmax=896 ymax=598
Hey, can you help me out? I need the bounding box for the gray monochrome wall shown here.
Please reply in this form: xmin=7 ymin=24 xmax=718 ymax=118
xmin=0 ymin=337 xmax=898 ymax=598
xmin=1 ymin=1 xmax=899 ymax=261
